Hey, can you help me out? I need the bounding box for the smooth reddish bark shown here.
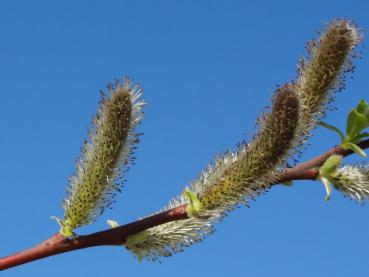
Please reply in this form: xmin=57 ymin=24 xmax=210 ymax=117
xmin=1 ymin=139 xmax=368 ymax=271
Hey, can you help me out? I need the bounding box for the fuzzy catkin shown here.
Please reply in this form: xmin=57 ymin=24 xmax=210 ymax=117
xmin=126 ymin=85 xmax=300 ymax=260
xmin=199 ymin=86 xmax=300 ymax=210
xmin=296 ymin=19 xmax=361 ymax=141
xmin=61 ymin=78 xmax=144 ymax=234
xmin=126 ymin=19 xmax=363 ymax=261
xmin=330 ymin=165 xmax=369 ymax=203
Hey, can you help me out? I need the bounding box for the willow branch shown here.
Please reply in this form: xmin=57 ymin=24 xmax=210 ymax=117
xmin=278 ymin=138 xmax=369 ymax=183
xmin=1 ymin=138 xmax=368 ymax=271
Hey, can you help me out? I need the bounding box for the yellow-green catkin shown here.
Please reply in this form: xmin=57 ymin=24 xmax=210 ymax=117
xmin=329 ymin=165 xmax=369 ymax=203
xmin=124 ymin=85 xmax=300 ymax=261
xmin=296 ymin=19 xmax=362 ymax=139
xmin=58 ymin=77 xmax=144 ymax=236
xmin=123 ymin=19 xmax=363 ymax=261
xmin=198 ymin=85 xmax=300 ymax=210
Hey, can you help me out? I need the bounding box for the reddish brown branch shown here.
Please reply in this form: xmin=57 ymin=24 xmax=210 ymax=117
xmin=0 ymin=205 xmax=188 ymax=270
xmin=1 ymin=139 xmax=368 ymax=271
xmin=277 ymin=139 xmax=369 ymax=183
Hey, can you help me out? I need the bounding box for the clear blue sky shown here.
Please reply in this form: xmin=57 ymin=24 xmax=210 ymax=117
xmin=1 ymin=0 xmax=369 ymax=276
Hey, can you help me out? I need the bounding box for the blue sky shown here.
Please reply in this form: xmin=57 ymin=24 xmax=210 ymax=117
xmin=1 ymin=0 xmax=369 ymax=276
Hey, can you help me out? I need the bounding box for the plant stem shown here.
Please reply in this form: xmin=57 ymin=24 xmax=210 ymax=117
xmin=1 ymin=139 xmax=368 ymax=271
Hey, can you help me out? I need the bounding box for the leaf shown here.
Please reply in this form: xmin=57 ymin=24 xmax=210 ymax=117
xmin=346 ymin=109 xmax=369 ymax=140
xmin=350 ymin=132 xmax=369 ymax=144
xmin=355 ymin=99 xmax=369 ymax=120
xmin=318 ymin=121 xmax=345 ymax=142
xmin=320 ymin=177 xmax=332 ymax=201
xmin=341 ymin=142 xmax=367 ymax=158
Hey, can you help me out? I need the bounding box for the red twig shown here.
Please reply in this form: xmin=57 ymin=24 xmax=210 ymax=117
xmin=1 ymin=139 xmax=368 ymax=271
xmin=0 ymin=205 xmax=188 ymax=270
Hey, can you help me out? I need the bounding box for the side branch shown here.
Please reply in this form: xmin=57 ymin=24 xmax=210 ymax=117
xmin=278 ymin=139 xmax=369 ymax=183
xmin=1 ymin=139 xmax=368 ymax=271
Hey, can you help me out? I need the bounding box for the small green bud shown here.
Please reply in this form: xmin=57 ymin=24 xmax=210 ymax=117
xmin=51 ymin=216 xmax=75 ymax=237
xmin=184 ymin=189 xmax=203 ymax=217
xmin=125 ymin=231 xmax=149 ymax=262
xmin=319 ymin=155 xmax=343 ymax=178
xmin=318 ymin=155 xmax=343 ymax=201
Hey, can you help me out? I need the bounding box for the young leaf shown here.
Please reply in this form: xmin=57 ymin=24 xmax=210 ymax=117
xmin=318 ymin=121 xmax=345 ymax=142
xmin=318 ymin=155 xmax=342 ymax=201
xmin=350 ymin=132 xmax=369 ymax=144
xmin=341 ymin=142 xmax=367 ymax=157
xmin=346 ymin=109 xmax=369 ymax=140
xmin=320 ymin=100 xmax=369 ymax=158
xmin=355 ymin=99 xmax=369 ymax=120
xmin=320 ymin=176 xmax=333 ymax=201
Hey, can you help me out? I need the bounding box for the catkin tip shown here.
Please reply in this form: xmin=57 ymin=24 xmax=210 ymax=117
xmin=296 ymin=19 xmax=362 ymax=141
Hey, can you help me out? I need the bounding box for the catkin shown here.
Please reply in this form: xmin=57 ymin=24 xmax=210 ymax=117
xmin=296 ymin=19 xmax=361 ymax=142
xmin=330 ymin=165 xmax=369 ymax=203
xmin=60 ymin=78 xmax=144 ymax=236
xmin=126 ymin=85 xmax=300 ymax=260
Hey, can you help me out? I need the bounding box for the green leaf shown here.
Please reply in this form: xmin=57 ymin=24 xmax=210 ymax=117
xmin=346 ymin=109 xmax=369 ymax=140
xmin=318 ymin=121 xmax=345 ymax=142
xmin=320 ymin=177 xmax=332 ymax=201
xmin=341 ymin=142 xmax=367 ymax=157
xmin=350 ymin=132 xmax=369 ymax=144
xmin=355 ymin=99 xmax=369 ymax=120
xmin=319 ymin=155 xmax=342 ymax=178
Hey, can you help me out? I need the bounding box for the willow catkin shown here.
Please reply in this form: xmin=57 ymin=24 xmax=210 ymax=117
xmin=296 ymin=19 xmax=361 ymax=142
xmin=125 ymin=85 xmax=300 ymax=260
xmin=198 ymin=86 xmax=300 ymax=210
xmin=330 ymin=165 xmax=369 ymax=203
xmin=59 ymin=78 xmax=144 ymax=236
xmin=125 ymin=19 xmax=363 ymax=261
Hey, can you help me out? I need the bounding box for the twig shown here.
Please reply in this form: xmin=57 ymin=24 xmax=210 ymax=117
xmin=1 ymin=139 xmax=368 ymax=271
